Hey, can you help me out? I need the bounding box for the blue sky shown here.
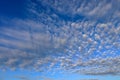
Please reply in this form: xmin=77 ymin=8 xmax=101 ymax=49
xmin=0 ymin=0 xmax=120 ymax=80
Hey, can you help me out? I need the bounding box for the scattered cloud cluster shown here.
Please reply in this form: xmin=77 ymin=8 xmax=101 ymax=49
xmin=0 ymin=0 xmax=120 ymax=75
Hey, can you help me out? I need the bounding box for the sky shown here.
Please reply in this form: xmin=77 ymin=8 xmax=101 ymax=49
xmin=0 ymin=0 xmax=120 ymax=80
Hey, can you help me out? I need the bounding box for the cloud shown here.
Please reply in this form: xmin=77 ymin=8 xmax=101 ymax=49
xmin=0 ymin=0 xmax=120 ymax=76
xmin=15 ymin=76 xmax=30 ymax=80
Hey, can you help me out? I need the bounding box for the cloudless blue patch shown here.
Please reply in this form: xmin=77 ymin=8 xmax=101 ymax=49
xmin=0 ymin=0 xmax=27 ymax=19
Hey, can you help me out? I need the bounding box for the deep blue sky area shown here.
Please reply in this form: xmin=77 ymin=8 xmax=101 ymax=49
xmin=0 ymin=0 xmax=120 ymax=80
xmin=0 ymin=0 xmax=26 ymax=18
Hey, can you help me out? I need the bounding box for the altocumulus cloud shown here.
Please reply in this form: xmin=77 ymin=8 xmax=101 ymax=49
xmin=0 ymin=0 xmax=120 ymax=75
